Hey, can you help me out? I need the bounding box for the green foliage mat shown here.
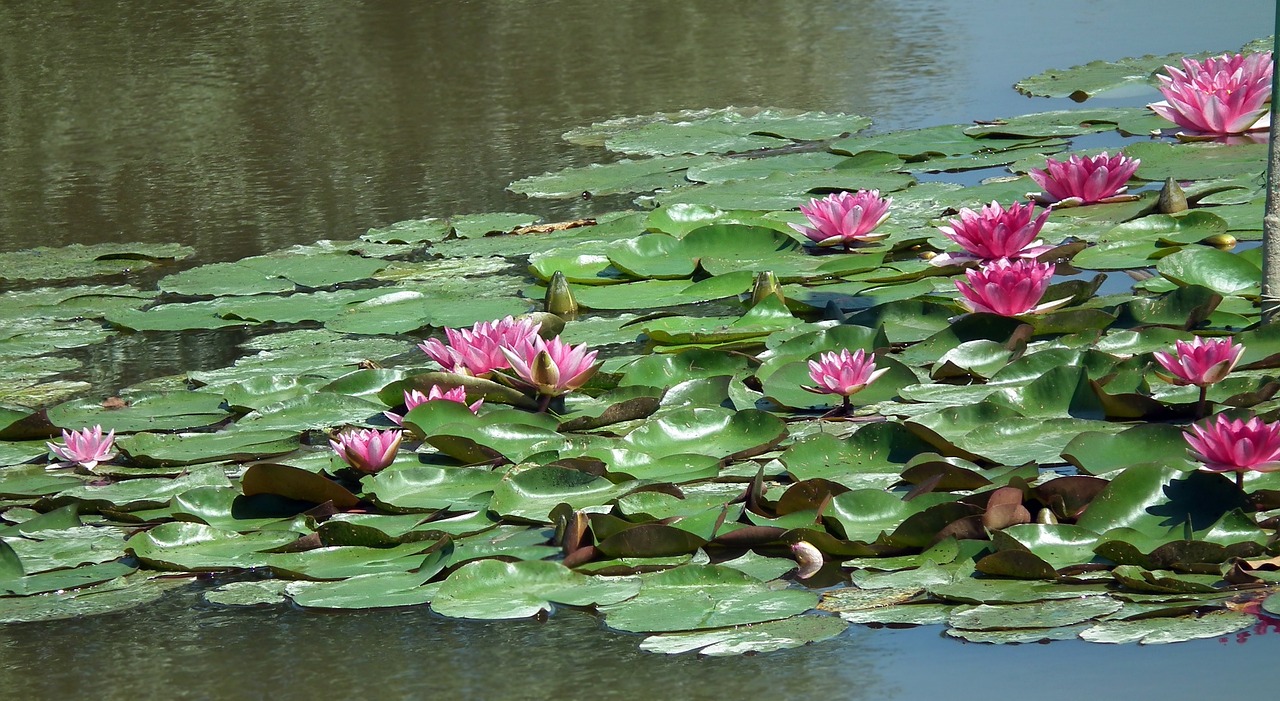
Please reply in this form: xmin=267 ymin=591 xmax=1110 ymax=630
xmin=2 ymin=40 xmax=1279 ymax=655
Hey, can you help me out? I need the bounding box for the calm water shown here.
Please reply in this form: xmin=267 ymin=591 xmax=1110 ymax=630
xmin=2 ymin=1 xmax=1278 ymax=698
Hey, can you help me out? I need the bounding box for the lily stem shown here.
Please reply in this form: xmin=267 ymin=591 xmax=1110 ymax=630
xmin=536 ymin=393 xmax=554 ymax=413
xmin=1237 ymin=470 xmax=1245 ymax=492
xmin=1196 ymin=385 xmax=1208 ymax=420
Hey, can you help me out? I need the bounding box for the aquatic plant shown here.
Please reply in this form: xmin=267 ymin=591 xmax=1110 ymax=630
xmin=330 ymin=428 xmax=402 ymax=474
xmin=46 ymin=425 xmax=115 ymax=470
xmin=790 ymin=189 xmax=891 ymax=249
xmin=803 ymin=349 xmax=887 ymax=413
xmin=930 ymin=201 xmax=1052 ymax=266
xmin=1148 ymin=52 xmax=1273 ymax=134
xmin=1029 ymin=152 xmax=1140 ymax=206
xmin=501 ymin=335 xmax=601 ymax=406
xmin=954 ymin=258 xmax=1063 ymax=316
xmin=1154 ymin=337 xmax=1245 ymax=387
xmin=384 ymin=386 xmax=482 ymax=425
xmin=1185 ymin=414 xmax=1280 ymax=486
xmin=418 ymin=316 xmax=542 ymax=376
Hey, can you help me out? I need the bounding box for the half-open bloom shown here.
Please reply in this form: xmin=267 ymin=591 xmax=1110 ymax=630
xmin=47 ymin=425 xmax=116 ymax=469
xmin=930 ymin=201 xmax=1052 ymax=266
xmin=1185 ymin=414 xmax=1280 ymax=474
xmin=330 ymin=428 xmax=401 ymax=474
xmin=1153 ymin=336 xmax=1245 ymax=387
xmin=500 ymin=336 xmax=601 ymax=397
xmin=791 ymin=190 xmax=892 ymax=247
xmin=417 ymin=316 xmax=541 ymax=376
xmin=1029 ymin=152 xmax=1141 ymax=206
xmin=955 ymin=259 xmax=1065 ymax=316
xmin=1148 ymin=52 xmax=1273 ymax=135
xmin=804 ymin=349 xmax=889 ymax=397
xmin=384 ymin=386 xmax=483 ymax=425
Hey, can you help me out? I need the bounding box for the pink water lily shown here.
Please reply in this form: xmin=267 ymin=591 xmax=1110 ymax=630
xmin=955 ymin=258 xmax=1065 ymax=316
xmin=1153 ymin=336 xmax=1245 ymax=388
xmin=1148 ymin=52 xmax=1273 ymax=135
xmin=500 ymin=336 xmax=601 ymax=402
xmin=417 ymin=316 xmax=541 ymax=376
xmin=384 ymin=386 xmax=483 ymax=425
xmin=791 ymin=190 xmax=892 ymax=249
xmin=330 ymin=428 xmax=402 ymax=474
xmin=47 ymin=425 xmax=116 ymax=470
xmin=1029 ymin=152 xmax=1141 ymax=206
xmin=930 ymin=201 xmax=1053 ymax=266
xmin=804 ymin=349 xmax=888 ymax=398
xmin=1185 ymin=414 xmax=1280 ymax=478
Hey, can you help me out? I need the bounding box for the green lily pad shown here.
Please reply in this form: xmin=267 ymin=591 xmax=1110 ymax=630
xmin=432 ymin=559 xmax=640 ymax=619
xmin=638 ymin=615 xmax=848 ymax=655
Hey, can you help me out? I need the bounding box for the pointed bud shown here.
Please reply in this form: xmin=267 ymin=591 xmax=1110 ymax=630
xmin=790 ymin=541 xmax=823 ymax=579
xmin=544 ymin=271 xmax=578 ymax=320
xmin=750 ymin=271 xmax=785 ymax=307
xmin=1036 ymin=508 xmax=1059 ymax=525
xmin=1157 ymin=178 xmax=1188 ymax=213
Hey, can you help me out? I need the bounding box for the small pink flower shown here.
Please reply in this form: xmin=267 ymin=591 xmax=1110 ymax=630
xmin=791 ymin=190 xmax=892 ymax=248
xmin=955 ymin=258 xmax=1065 ymax=316
xmin=1185 ymin=414 xmax=1280 ymax=474
xmin=1153 ymin=337 xmax=1245 ymax=388
xmin=384 ymin=386 xmax=484 ymax=425
xmin=1029 ymin=152 xmax=1141 ymax=206
xmin=417 ymin=316 xmax=541 ymax=376
xmin=1148 ymin=52 xmax=1273 ymax=135
xmin=804 ymin=349 xmax=889 ymax=397
xmin=47 ymin=425 xmax=116 ymax=470
xmin=930 ymin=201 xmax=1053 ymax=266
xmin=330 ymin=428 xmax=402 ymax=474
xmin=500 ymin=336 xmax=600 ymax=398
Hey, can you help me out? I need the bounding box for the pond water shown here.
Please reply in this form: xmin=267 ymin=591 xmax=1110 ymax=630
xmin=2 ymin=1 xmax=1279 ymax=698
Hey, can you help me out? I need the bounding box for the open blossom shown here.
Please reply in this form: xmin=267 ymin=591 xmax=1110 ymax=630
xmin=331 ymin=428 xmax=401 ymax=474
xmin=804 ymin=349 xmax=888 ymax=397
xmin=47 ymin=425 xmax=116 ymax=470
xmin=1148 ymin=52 xmax=1273 ymax=135
xmin=1153 ymin=336 xmax=1245 ymax=388
xmin=500 ymin=336 xmax=600 ymax=398
xmin=955 ymin=258 xmax=1065 ymax=316
xmin=1185 ymin=414 xmax=1280 ymax=474
xmin=384 ymin=386 xmax=483 ymax=425
xmin=791 ymin=190 xmax=892 ymax=248
xmin=1029 ymin=152 xmax=1141 ymax=206
xmin=930 ymin=201 xmax=1052 ymax=266
xmin=418 ymin=316 xmax=541 ymax=376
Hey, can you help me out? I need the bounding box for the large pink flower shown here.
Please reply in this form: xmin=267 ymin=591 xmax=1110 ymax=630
xmin=1029 ymin=152 xmax=1141 ymax=206
xmin=1148 ymin=52 xmax=1273 ymax=135
xmin=1185 ymin=414 xmax=1280 ymax=474
xmin=930 ymin=201 xmax=1052 ymax=266
xmin=384 ymin=386 xmax=483 ymax=425
xmin=955 ymin=259 xmax=1065 ymax=316
xmin=500 ymin=336 xmax=600 ymax=398
xmin=791 ymin=190 xmax=892 ymax=248
xmin=47 ymin=425 xmax=116 ymax=470
xmin=1153 ymin=336 xmax=1245 ymax=388
xmin=804 ymin=349 xmax=889 ymax=397
xmin=417 ymin=316 xmax=541 ymax=376
xmin=330 ymin=428 xmax=401 ymax=474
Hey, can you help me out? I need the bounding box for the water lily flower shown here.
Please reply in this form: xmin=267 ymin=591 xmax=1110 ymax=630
xmin=1029 ymin=152 xmax=1141 ymax=206
xmin=804 ymin=348 xmax=888 ymax=398
xmin=1153 ymin=336 xmax=1245 ymax=388
xmin=500 ymin=336 xmax=601 ymax=402
xmin=384 ymin=386 xmax=483 ymax=425
xmin=417 ymin=316 xmax=541 ymax=376
xmin=330 ymin=428 xmax=401 ymax=474
xmin=1185 ymin=414 xmax=1280 ymax=482
xmin=1148 ymin=52 xmax=1273 ymax=135
xmin=955 ymin=258 xmax=1065 ymax=316
xmin=47 ymin=425 xmax=116 ymax=470
xmin=791 ymin=190 xmax=892 ymax=249
xmin=930 ymin=201 xmax=1052 ymax=266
